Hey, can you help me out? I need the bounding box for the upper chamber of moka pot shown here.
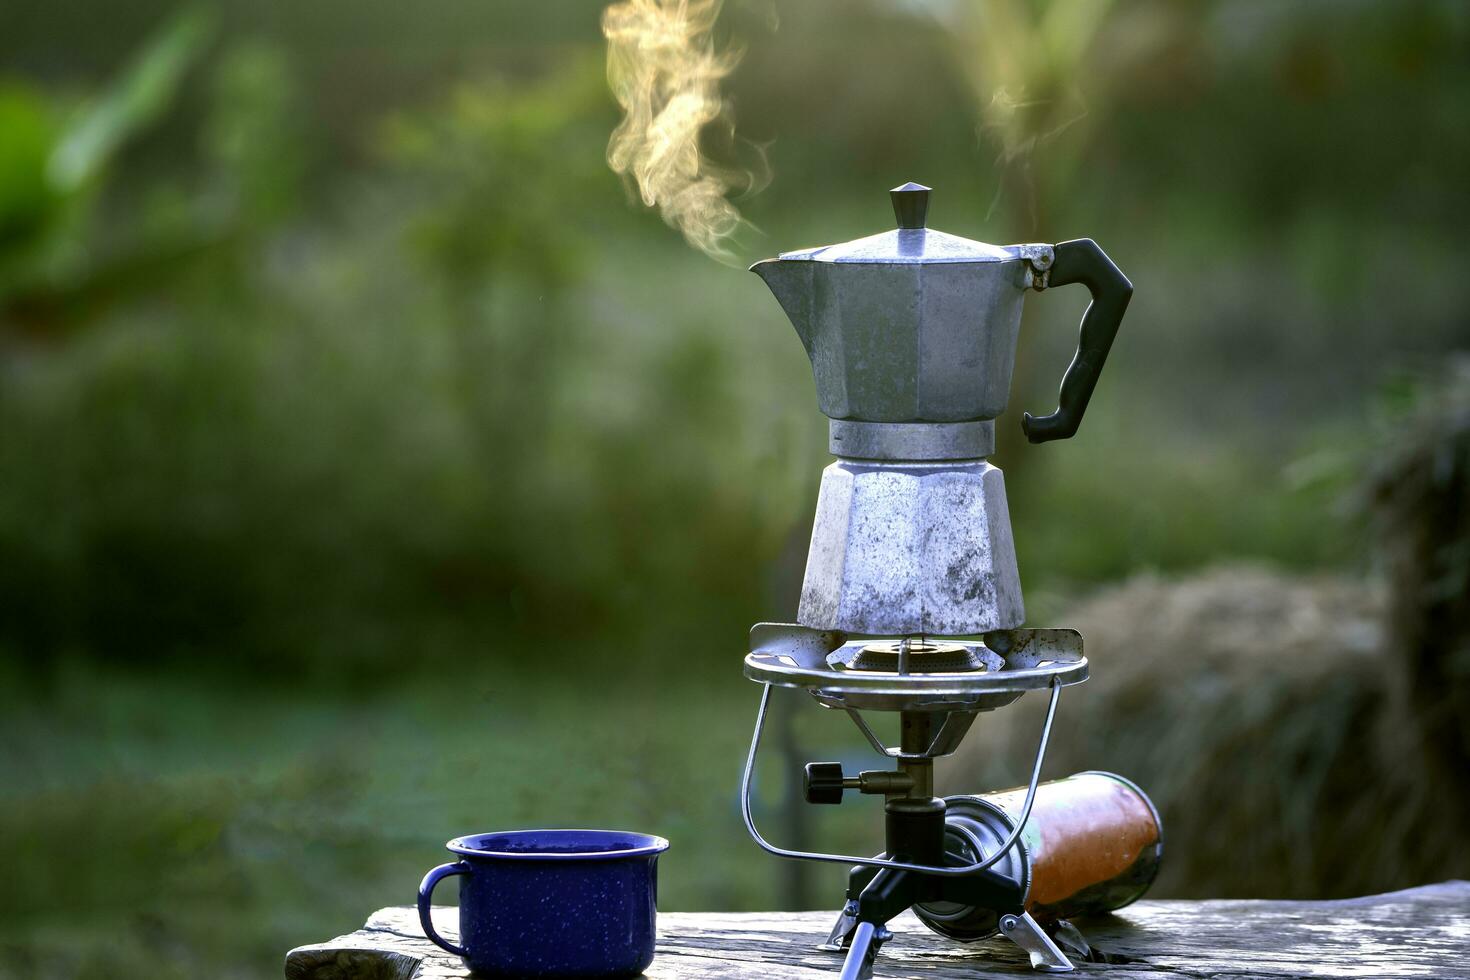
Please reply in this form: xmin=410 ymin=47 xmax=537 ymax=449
xmin=751 ymin=182 xmax=1049 ymax=445
xmin=752 ymin=183 xmax=1131 ymax=637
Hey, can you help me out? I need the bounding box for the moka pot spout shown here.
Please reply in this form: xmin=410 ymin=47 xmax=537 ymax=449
xmin=750 ymin=258 xmax=816 ymax=353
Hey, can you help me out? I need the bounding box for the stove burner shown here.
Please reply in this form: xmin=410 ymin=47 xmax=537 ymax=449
xmin=744 ymin=625 xmax=1087 ymax=714
xmin=830 ymin=640 xmax=986 ymax=673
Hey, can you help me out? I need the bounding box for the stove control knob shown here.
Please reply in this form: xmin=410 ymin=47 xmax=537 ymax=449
xmin=804 ymin=762 xmax=847 ymax=805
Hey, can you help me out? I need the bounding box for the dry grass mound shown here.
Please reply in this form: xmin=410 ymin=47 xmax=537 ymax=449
xmin=944 ymin=563 xmax=1466 ymax=899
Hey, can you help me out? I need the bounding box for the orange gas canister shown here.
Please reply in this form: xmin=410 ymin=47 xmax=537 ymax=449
xmin=914 ymin=771 xmax=1163 ymax=940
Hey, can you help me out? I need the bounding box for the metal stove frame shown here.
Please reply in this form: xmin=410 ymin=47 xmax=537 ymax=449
xmin=739 ymin=624 xmax=1091 ymax=977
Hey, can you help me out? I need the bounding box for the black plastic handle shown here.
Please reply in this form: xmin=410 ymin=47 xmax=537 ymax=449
xmin=1022 ymin=238 xmax=1132 ymax=444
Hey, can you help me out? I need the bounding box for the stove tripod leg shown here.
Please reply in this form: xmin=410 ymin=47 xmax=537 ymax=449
xmin=1000 ymin=911 xmax=1075 ymax=972
xmin=833 ymin=866 xmax=916 ymax=979
xmin=837 ymin=921 xmax=890 ymax=980
xmin=819 ymin=899 xmax=860 ymax=952
xmin=820 ymin=864 xmax=882 ymax=953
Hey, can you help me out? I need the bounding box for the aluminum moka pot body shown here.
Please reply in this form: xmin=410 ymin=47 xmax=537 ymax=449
xmin=753 ymin=183 xmax=1132 ymax=637
xmin=752 ymin=180 xmax=1132 ymax=452
xmin=753 ymin=255 xmax=1033 ymax=424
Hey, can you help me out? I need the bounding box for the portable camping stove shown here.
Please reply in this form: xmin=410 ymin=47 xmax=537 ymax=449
xmin=740 ymin=183 xmax=1160 ymax=978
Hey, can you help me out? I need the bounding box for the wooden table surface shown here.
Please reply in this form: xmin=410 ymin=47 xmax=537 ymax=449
xmin=285 ymin=880 xmax=1469 ymax=979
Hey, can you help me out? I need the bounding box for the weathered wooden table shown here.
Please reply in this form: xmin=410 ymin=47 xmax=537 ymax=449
xmin=286 ymin=881 xmax=1469 ymax=979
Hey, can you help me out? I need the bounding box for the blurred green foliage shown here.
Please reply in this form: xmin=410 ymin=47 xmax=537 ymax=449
xmin=0 ymin=86 xmax=59 ymax=252
xmin=0 ymin=9 xmax=221 ymax=328
xmin=0 ymin=0 xmax=1467 ymax=976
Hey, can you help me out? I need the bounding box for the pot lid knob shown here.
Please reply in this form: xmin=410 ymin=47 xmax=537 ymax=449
xmin=890 ymin=181 xmax=931 ymax=229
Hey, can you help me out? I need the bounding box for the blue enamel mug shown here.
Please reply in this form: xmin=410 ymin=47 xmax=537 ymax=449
xmin=417 ymin=829 xmax=670 ymax=978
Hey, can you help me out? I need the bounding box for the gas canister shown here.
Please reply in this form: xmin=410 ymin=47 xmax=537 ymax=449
xmin=915 ymin=771 xmax=1163 ymax=939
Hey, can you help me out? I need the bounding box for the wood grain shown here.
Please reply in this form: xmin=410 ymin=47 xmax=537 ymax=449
xmin=285 ymin=880 xmax=1470 ymax=979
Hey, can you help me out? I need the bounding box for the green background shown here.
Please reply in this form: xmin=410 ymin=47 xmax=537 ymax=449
xmin=1 ymin=1 xmax=1467 ymax=977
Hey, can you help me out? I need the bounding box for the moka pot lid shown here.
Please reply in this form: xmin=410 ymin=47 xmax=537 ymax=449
xmin=776 ymin=182 xmax=1017 ymax=265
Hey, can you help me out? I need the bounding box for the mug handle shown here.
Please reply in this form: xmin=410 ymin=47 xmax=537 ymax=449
xmin=417 ymin=861 xmax=471 ymax=958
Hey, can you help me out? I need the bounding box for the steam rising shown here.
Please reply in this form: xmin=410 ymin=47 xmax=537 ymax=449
xmin=602 ymin=0 xmax=759 ymax=261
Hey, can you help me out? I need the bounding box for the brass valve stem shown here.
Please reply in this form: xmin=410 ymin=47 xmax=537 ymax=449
xmin=897 ymin=710 xmax=937 ymax=800
xmin=848 ymin=771 xmax=914 ymax=796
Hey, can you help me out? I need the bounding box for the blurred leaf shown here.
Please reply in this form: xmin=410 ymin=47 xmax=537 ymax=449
xmin=48 ymin=7 xmax=216 ymax=193
xmin=0 ymin=84 xmax=62 ymax=260
xmin=0 ymin=8 xmax=231 ymax=331
xmin=202 ymin=39 xmax=306 ymax=225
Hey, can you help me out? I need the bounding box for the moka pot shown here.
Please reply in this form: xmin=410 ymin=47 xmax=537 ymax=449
xmin=752 ymin=183 xmax=1132 ymax=635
